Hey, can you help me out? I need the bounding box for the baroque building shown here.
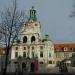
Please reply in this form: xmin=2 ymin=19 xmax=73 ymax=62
xmin=0 ymin=6 xmax=75 ymax=73
xmin=10 ymin=6 xmax=55 ymax=72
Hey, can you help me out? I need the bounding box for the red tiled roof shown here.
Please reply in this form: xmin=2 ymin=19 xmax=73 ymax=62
xmin=54 ymin=44 xmax=75 ymax=52
xmin=0 ymin=48 xmax=6 ymax=54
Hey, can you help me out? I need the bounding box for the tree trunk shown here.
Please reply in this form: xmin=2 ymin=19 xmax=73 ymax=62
xmin=2 ymin=48 xmax=9 ymax=75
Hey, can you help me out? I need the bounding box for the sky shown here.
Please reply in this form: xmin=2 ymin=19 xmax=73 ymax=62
xmin=0 ymin=0 xmax=75 ymax=44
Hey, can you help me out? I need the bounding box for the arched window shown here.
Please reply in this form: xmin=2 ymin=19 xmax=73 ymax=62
xmin=31 ymin=36 xmax=35 ymax=43
xmin=23 ymin=36 xmax=27 ymax=43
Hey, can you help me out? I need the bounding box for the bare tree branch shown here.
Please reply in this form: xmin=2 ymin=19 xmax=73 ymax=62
xmin=0 ymin=0 xmax=25 ymax=74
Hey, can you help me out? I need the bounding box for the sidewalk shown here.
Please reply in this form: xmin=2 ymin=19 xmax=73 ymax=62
xmin=45 ymin=67 xmax=75 ymax=74
xmin=0 ymin=67 xmax=75 ymax=75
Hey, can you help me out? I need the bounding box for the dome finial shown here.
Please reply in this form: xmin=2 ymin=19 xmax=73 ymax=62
xmin=32 ymin=6 xmax=34 ymax=9
xmin=28 ymin=6 xmax=37 ymax=21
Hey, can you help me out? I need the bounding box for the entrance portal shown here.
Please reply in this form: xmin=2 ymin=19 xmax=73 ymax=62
xmin=30 ymin=62 xmax=35 ymax=72
xmin=22 ymin=62 xmax=26 ymax=72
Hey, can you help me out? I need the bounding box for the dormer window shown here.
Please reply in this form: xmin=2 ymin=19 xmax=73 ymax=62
xmin=73 ymin=48 xmax=75 ymax=52
xmin=64 ymin=47 xmax=67 ymax=51
xmin=61 ymin=47 xmax=64 ymax=50
xmin=70 ymin=48 xmax=72 ymax=50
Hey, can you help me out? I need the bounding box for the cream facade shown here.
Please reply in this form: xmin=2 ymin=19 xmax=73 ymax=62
xmin=55 ymin=52 xmax=72 ymax=66
xmin=10 ymin=6 xmax=55 ymax=69
xmin=54 ymin=44 xmax=75 ymax=67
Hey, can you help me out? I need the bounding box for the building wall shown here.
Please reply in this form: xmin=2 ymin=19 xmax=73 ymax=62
xmin=11 ymin=42 xmax=55 ymax=68
xmin=54 ymin=44 xmax=75 ymax=66
xmin=10 ymin=7 xmax=55 ymax=71
xmin=55 ymin=52 xmax=72 ymax=63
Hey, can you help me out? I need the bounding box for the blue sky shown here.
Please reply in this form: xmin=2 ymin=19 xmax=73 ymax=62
xmin=0 ymin=0 xmax=75 ymax=43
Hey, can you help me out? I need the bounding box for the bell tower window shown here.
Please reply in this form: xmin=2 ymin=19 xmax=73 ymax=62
xmin=31 ymin=36 xmax=35 ymax=43
xmin=29 ymin=6 xmax=37 ymax=21
xmin=23 ymin=36 xmax=27 ymax=43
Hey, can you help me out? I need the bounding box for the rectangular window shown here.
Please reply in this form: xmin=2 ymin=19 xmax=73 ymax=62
xmin=23 ymin=52 xmax=26 ymax=58
xmin=14 ymin=62 xmax=18 ymax=64
xmin=53 ymin=61 xmax=55 ymax=64
xmin=72 ymin=53 xmax=75 ymax=57
xmin=40 ymin=46 xmax=43 ymax=50
xmin=74 ymin=53 xmax=75 ymax=57
xmin=15 ymin=52 xmax=18 ymax=58
xmin=49 ymin=52 xmax=51 ymax=57
xmin=64 ymin=47 xmax=67 ymax=51
xmin=73 ymin=48 xmax=75 ymax=52
xmin=40 ymin=51 xmax=43 ymax=57
xmin=32 ymin=51 xmax=34 ymax=58
xmin=15 ymin=47 xmax=18 ymax=50
xmin=32 ymin=46 xmax=34 ymax=50
xmin=40 ymin=62 xmax=43 ymax=64
xmin=64 ymin=52 xmax=69 ymax=58
xmin=24 ymin=47 xmax=26 ymax=50
xmin=56 ymin=52 xmax=60 ymax=58
xmin=49 ymin=61 xmax=52 ymax=64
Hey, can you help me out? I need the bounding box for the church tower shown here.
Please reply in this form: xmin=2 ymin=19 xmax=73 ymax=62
xmin=20 ymin=6 xmax=41 ymax=44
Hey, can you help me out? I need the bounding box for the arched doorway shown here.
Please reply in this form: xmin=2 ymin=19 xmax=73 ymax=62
xmin=22 ymin=62 xmax=26 ymax=72
xmin=64 ymin=60 xmax=71 ymax=67
xmin=30 ymin=62 xmax=35 ymax=72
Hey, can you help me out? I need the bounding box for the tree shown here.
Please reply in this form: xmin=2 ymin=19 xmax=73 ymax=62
xmin=69 ymin=1 xmax=75 ymax=17
xmin=0 ymin=0 xmax=25 ymax=74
